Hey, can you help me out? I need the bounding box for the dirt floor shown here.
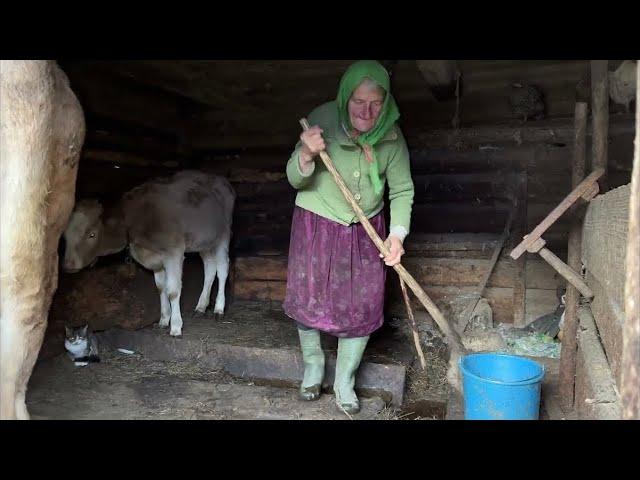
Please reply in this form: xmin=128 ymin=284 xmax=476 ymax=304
xmin=27 ymin=301 xmax=450 ymax=420
xmin=28 ymin=299 xmax=573 ymax=420
xmin=27 ymin=350 xmax=393 ymax=420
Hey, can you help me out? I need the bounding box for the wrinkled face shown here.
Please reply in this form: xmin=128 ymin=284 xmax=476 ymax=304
xmin=348 ymin=80 xmax=386 ymax=133
xmin=62 ymin=202 xmax=104 ymax=273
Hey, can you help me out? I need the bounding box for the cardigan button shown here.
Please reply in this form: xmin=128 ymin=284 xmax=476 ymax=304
xmin=354 ymin=193 xmax=361 ymax=201
xmin=354 ymin=171 xmax=360 ymax=178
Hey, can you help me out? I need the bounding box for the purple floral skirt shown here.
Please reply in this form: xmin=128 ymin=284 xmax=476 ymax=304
xmin=283 ymin=206 xmax=387 ymax=338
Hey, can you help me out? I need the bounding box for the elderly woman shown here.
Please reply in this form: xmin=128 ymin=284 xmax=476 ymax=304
xmin=283 ymin=60 xmax=414 ymax=414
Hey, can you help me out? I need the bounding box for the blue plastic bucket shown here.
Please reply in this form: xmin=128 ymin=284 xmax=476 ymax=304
xmin=459 ymin=353 xmax=545 ymax=420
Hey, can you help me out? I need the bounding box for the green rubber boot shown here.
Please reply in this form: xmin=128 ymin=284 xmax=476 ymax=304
xmin=297 ymin=328 xmax=325 ymax=401
xmin=334 ymin=336 xmax=369 ymax=414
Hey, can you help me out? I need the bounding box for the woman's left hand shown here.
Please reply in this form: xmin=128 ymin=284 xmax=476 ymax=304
xmin=380 ymin=234 xmax=405 ymax=266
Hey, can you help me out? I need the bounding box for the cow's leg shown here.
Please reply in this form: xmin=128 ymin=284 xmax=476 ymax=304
xmin=154 ymin=269 xmax=171 ymax=328
xmin=15 ymin=258 xmax=58 ymax=420
xmin=195 ymin=249 xmax=216 ymax=314
xmin=14 ymin=317 xmax=47 ymax=420
xmin=0 ymin=317 xmax=20 ymax=419
xmin=0 ymin=300 xmax=47 ymax=420
xmin=164 ymin=251 xmax=185 ymax=337
xmin=213 ymin=236 xmax=230 ymax=318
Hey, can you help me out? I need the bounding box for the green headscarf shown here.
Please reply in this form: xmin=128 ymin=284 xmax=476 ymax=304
xmin=336 ymin=60 xmax=400 ymax=195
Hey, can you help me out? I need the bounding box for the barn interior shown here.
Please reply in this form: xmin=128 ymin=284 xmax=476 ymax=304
xmin=28 ymin=60 xmax=637 ymax=420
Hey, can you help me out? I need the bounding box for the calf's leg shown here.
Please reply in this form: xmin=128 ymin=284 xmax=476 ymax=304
xmin=164 ymin=251 xmax=185 ymax=337
xmin=195 ymin=249 xmax=216 ymax=314
xmin=154 ymin=269 xmax=171 ymax=328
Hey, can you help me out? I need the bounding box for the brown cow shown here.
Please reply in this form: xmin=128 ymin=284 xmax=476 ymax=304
xmin=63 ymin=171 xmax=236 ymax=337
xmin=1 ymin=60 xmax=85 ymax=419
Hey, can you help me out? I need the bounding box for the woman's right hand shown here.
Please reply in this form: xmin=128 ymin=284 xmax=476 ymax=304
xmin=299 ymin=126 xmax=325 ymax=170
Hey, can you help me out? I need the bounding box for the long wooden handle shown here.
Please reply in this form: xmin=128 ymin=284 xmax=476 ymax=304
xmin=299 ymin=118 xmax=465 ymax=353
xmin=400 ymin=278 xmax=427 ymax=369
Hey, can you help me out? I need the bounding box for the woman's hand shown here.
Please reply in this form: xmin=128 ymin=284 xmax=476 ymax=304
xmin=299 ymin=125 xmax=325 ymax=172
xmin=380 ymin=234 xmax=405 ymax=266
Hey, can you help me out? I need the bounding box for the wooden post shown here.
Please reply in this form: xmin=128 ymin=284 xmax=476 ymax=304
xmin=591 ymin=60 xmax=609 ymax=192
xmin=512 ymin=258 xmax=526 ymax=327
xmin=559 ymin=101 xmax=588 ymax=408
xmin=621 ymin=62 xmax=639 ymax=420
xmin=512 ymin=171 xmax=528 ymax=327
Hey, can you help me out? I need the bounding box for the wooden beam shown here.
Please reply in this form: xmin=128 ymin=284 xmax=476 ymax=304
xmin=62 ymin=65 xmax=191 ymax=138
xmin=512 ymin=256 xmax=527 ymax=327
xmin=410 ymin=146 xmax=534 ymax=174
xmin=513 ymin=169 xmax=528 ymax=327
xmin=559 ymin=101 xmax=588 ymax=408
xmin=588 ymin=273 xmax=625 ymax=387
xmin=190 ymin=130 xmax=297 ymax=151
xmin=234 ymin=255 xmax=565 ymax=290
xmin=67 ymin=61 xmax=213 ymax=113
xmin=537 ymin=246 xmax=594 ymax=299
xmin=387 ymin=286 xmax=559 ymax=327
xmin=232 ymin=279 xmax=556 ymax=327
xmin=412 ymin=115 xmax=635 ymax=149
xmin=411 ymin=202 xmax=512 ymax=234
xmin=622 ymin=63 xmax=640 ymax=420
xmin=84 ymin=117 xmax=181 ymax=160
xmin=412 ymin=172 xmax=515 ymax=203
xmin=91 ymin=60 xmax=347 ymax=111
xmin=510 ymin=169 xmax=604 ymax=260
xmin=591 ymin=60 xmax=609 ymax=191
xmin=403 ymin=233 xmax=500 ymax=255
xmin=82 ymin=149 xmax=166 ymax=168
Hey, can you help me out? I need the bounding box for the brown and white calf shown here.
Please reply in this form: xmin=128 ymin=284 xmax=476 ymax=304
xmin=1 ymin=61 xmax=85 ymax=420
xmin=62 ymin=170 xmax=236 ymax=337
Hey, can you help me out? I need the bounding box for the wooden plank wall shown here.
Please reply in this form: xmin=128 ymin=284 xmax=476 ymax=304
xmin=227 ymin=144 xmax=556 ymax=324
xmin=226 ymin=121 xmax=634 ymax=324
xmin=68 ymin=126 xmax=634 ymax=327
xmin=58 ymin=60 xmax=635 ymax=328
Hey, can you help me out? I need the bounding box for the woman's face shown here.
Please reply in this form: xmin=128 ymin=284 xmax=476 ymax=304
xmin=348 ymin=82 xmax=385 ymax=133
